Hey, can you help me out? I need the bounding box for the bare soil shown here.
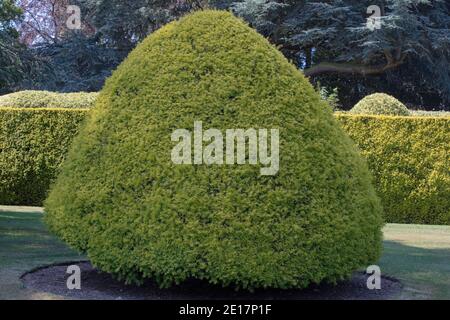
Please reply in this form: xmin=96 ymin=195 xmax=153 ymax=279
xmin=21 ymin=261 xmax=402 ymax=300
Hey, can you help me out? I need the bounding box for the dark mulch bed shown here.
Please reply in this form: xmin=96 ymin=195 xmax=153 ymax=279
xmin=21 ymin=261 xmax=402 ymax=300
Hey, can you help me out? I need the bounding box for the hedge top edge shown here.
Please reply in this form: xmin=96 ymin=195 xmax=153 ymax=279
xmin=0 ymin=90 xmax=98 ymax=109
xmin=0 ymin=107 xmax=90 ymax=112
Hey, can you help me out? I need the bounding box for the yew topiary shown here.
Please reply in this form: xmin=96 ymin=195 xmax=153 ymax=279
xmin=350 ymin=93 xmax=410 ymax=116
xmin=44 ymin=10 xmax=383 ymax=289
xmin=338 ymin=114 xmax=450 ymax=225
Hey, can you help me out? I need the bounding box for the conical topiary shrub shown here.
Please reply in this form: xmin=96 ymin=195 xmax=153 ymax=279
xmin=44 ymin=10 xmax=383 ymax=289
xmin=350 ymin=93 xmax=410 ymax=116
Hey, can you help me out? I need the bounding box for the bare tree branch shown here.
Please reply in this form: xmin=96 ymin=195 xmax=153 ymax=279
xmin=304 ymin=51 xmax=407 ymax=77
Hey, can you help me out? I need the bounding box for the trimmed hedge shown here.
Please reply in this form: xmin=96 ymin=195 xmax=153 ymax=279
xmin=0 ymin=90 xmax=98 ymax=109
xmin=3 ymin=109 xmax=447 ymax=226
xmin=411 ymin=110 xmax=450 ymax=117
xmin=338 ymin=114 xmax=450 ymax=225
xmin=44 ymin=10 xmax=383 ymax=290
xmin=0 ymin=108 xmax=88 ymax=205
xmin=350 ymin=93 xmax=411 ymax=116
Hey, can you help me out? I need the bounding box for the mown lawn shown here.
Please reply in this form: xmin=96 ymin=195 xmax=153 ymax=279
xmin=381 ymin=224 xmax=450 ymax=299
xmin=0 ymin=207 xmax=84 ymax=299
xmin=1 ymin=207 xmax=449 ymax=300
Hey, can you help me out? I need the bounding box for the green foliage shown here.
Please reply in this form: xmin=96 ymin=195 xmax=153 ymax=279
xmin=0 ymin=108 xmax=87 ymax=206
xmin=338 ymin=114 xmax=450 ymax=225
xmin=45 ymin=11 xmax=383 ymax=289
xmin=0 ymin=0 xmax=22 ymax=36
xmin=2 ymin=108 xmax=445 ymax=225
xmin=231 ymin=0 xmax=288 ymax=35
xmin=316 ymin=83 xmax=341 ymax=111
xmin=74 ymin=0 xmax=193 ymax=50
xmin=14 ymin=0 xmax=449 ymax=107
xmin=0 ymin=0 xmax=25 ymax=94
xmin=0 ymin=90 xmax=98 ymax=108
xmin=350 ymin=93 xmax=411 ymax=116
xmin=27 ymin=1 xmax=235 ymax=92
xmin=23 ymin=35 xmax=127 ymax=93
xmin=232 ymin=0 xmax=450 ymax=109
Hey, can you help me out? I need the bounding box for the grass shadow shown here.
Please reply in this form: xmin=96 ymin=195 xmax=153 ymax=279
xmin=379 ymin=240 xmax=450 ymax=299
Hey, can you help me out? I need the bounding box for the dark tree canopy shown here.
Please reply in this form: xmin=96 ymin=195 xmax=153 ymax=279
xmin=9 ymin=0 xmax=450 ymax=109
xmin=14 ymin=0 xmax=207 ymax=92
xmin=232 ymin=0 xmax=450 ymax=108
xmin=0 ymin=0 xmax=25 ymax=93
xmin=20 ymin=34 xmax=126 ymax=93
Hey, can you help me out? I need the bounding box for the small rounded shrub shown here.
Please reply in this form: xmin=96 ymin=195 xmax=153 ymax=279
xmin=350 ymin=93 xmax=410 ymax=116
xmin=45 ymin=10 xmax=383 ymax=289
xmin=0 ymin=90 xmax=98 ymax=109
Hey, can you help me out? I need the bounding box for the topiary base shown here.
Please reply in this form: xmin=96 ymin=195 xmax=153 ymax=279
xmin=22 ymin=261 xmax=402 ymax=300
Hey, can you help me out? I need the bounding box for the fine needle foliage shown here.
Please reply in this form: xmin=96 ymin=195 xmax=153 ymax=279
xmin=45 ymin=10 xmax=383 ymax=290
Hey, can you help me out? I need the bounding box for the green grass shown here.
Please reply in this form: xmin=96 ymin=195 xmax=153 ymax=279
xmin=1 ymin=207 xmax=449 ymax=299
xmin=0 ymin=208 xmax=84 ymax=299
xmin=380 ymin=224 xmax=450 ymax=299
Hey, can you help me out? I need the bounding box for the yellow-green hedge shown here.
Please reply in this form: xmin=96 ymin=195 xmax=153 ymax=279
xmin=0 ymin=90 xmax=98 ymax=109
xmin=0 ymin=108 xmax=88 ymax=205
xmin=337 ymin=114 xmax=450 ymax=225
xmin=1 ymin=108 xmax=449 ymax=225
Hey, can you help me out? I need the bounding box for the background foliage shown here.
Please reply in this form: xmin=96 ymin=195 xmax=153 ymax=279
xmin=0 ymin=0 xmax=30 ymax=94
xmin=338 ymin=114 xmax=450 ymax=225
xmin=1 ymin=0 xmax=449 ymax=110
xmin=232 ymin=0 xmax=450 ymax=109
xmin=44 ymin=11 xmax=383 ymax=289
xmin=0 ymin=107 xmax=87 ymax=205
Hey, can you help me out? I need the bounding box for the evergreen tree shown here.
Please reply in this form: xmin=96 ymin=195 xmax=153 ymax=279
xmin=17 ymin=0 xmax=211 ymax=92
xmin=73 ymin=0 xmax=206 ymax=51
xmin=13 ymin=0 xmax=450 ymax=107
xmin=232 ymin=0 xmax=450 ymax=108
xmin=0 ymin=0 xmax=25 ymax=93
